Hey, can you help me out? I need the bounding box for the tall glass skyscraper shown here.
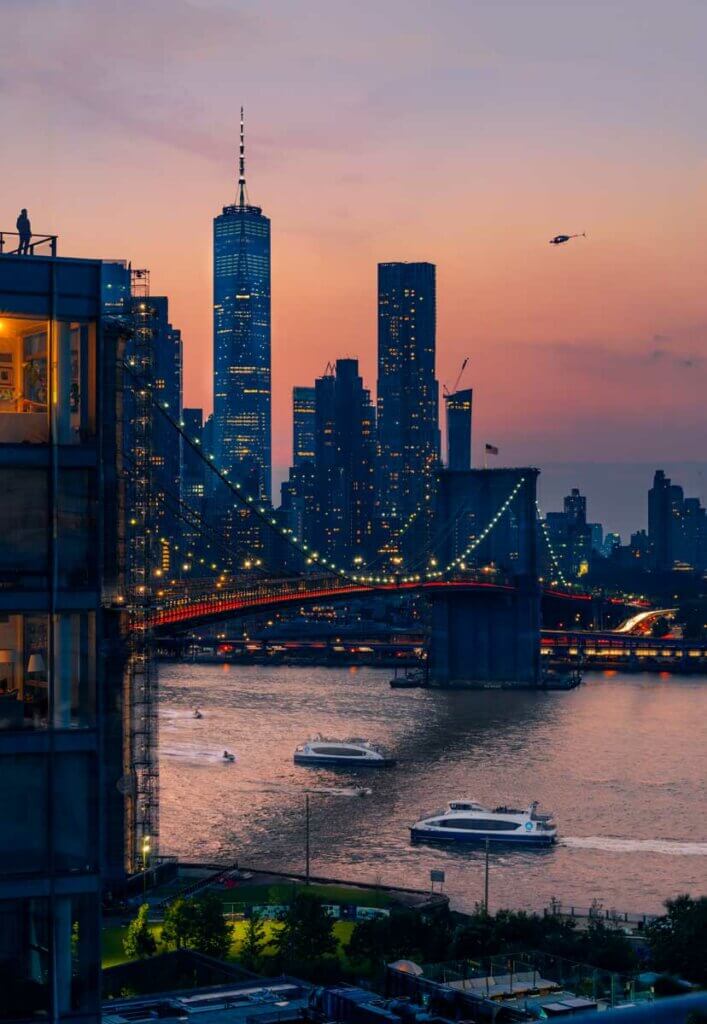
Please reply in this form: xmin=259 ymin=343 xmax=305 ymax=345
xmin=445 ymin=387 xmax=472 ymax=470
xmin=293 ymin=386 xmax=316 ymax=466
xmin=213 ymin=109 xmax=271 ymax=530
xmin=377 ymin=262 xmax=439 ymax=563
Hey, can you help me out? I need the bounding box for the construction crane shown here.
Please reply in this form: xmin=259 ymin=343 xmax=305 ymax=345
xmin=443 ymin=357 xmax=469 ymax=397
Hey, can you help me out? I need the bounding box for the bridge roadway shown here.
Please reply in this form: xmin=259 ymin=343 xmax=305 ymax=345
xmin=543 ymin=629 xmax=707 ymax=671
xmin=146 ymin=573 xmax=647 ymax=633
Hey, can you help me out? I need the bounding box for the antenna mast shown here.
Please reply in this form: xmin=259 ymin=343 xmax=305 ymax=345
xmin=238 ymin=106 xmax=247 ymax=207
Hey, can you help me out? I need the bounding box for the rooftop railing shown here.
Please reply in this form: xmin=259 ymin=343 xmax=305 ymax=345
xmin=0 ymin=230 xmax=57 ymax=256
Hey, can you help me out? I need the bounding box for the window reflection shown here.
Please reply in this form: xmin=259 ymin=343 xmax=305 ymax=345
xmin=0 ymin=756 xmax=48 ymax=875
xmin=0 ymin=898 xmax=51 ymax=1020
xmin=0 ymin=613 xmax=96 ymax=731
xmin=0 ymin=894 xmax=99 ymax=1020
xmin=0 ymin=470 xmax=97 ymax=591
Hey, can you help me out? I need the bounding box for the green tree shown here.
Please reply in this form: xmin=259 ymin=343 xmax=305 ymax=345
xmin=272 ymin=892 xmax=337 ymax=965
xmin=161 ymin=894 xmax=232 ymax=960
xmin=161 ymin=897 xmax=197 ymax=951
xmin=580 ymin=916 xmax=636 ymax=972
xmin=191 ymin=893 xmax=233 ymax=960
xmin=348 ymin=908 xmax=453 ymax=969
xmin=646 ymin=895 xmax=707 ymax=985
xmin=240 ymin=909 xmax=267 ymax=971
xmin=123 ymin=903 xmax=157 ymax=960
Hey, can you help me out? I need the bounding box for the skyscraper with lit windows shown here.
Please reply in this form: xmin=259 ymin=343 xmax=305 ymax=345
xmin=377 ymin=261 xmax=439 ymax=563
xmin=213 ymin=110 xmax=271 ymax=557
xmin=293 ymin=386 xmax=316 ymax=466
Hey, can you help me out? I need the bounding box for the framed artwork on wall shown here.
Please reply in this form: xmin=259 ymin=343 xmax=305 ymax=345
xmin=0 ymin=367 xmax=14 ymax=387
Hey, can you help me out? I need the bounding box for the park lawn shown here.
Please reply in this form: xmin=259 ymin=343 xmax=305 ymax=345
xmin=216 ymin=881 xmax=395 ymax=909
xmin=102 ymin=919 xmax=354 ymax=970
xmin=102 ymin=924 xmax=163 ymax=968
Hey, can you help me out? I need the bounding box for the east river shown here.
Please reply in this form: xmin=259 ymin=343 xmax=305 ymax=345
xmin=160 ymin=665 xmax=707 ymax=915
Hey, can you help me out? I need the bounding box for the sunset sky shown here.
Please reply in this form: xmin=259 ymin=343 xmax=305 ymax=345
xmin=2 ymin=0 xmax=705 ymax=529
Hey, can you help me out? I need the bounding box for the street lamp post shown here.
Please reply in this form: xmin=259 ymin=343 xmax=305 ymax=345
xmin=484 ymin=837 xmax=490 ymax=913
xmin=142 ymin=835 xmax=151 ymax=898
xmin=304 ymin=794 xmax=310 ymax=884
xmin=302 ymin=787 xmax=369 ymax=887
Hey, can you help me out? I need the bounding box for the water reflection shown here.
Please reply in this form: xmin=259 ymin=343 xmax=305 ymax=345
xmin=160 ymin=665 xmax=707 ymax=914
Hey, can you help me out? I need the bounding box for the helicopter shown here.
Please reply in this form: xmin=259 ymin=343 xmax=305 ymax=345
xmin=549 ymin=232 xmax=586 ymax=245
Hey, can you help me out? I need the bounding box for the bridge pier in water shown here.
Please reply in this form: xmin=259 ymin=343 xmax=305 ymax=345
xmin=429 ymin=466 xmax=541 ymax=688
xmin=427 ymin=579 xmax=541 ymax=687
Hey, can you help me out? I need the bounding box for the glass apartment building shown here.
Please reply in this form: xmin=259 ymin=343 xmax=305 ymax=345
xmin=0 ymin=252 xmax=127 ymax=1022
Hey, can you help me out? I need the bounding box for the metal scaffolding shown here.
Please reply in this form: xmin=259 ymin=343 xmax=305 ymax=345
xmin=123 ymin=268 xmax=160 ymax=874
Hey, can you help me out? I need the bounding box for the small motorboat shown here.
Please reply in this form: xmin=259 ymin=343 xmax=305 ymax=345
xmin=193 ymin=709 xmax=203 ymax=719
xmin=390 ymin=665 xmax=427 ymax=689
xmin=222 ymin=750 xmax=235 ymax=763
xmin=294 ymin=736 xmax=395 ymax=767
xmin=410 ymin=800 xmax=557 ymax=846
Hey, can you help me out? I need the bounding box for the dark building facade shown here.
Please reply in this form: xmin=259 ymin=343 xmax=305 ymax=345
xmin=445 ymin=387 xmax=472 ymax=470
xmin=543 ymin=488 xmax=594 ymax=580
xmin=649 ymin=469 xmax=706 ymax=572
xmin=292 ymin=386 xmax=316 ymax=466
xmin=0 ymin=253 xmax=128 ymax=1021
xmin=181 ymin=407 xmax=207 ymax=558
xmin=145 ymin=296 xmax=183 ymax=565
xmin=313 ymin=359 xmax=376 ymax=569
xmin=377 ymin=262 xmax=439 ymax=565
xmin=280 ymin=387 xmax=317 ymax=560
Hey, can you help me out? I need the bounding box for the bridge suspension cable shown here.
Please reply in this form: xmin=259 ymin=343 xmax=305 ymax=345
xmin=122 ymin=361 xmax=389 ymax=585
xmin=122 ymin=362 xmax=530 ymax=590
xmin=536 ymin=501 xmax=570 ymax=588
xmin=432 ymin=477 xmax=527 ymax=578
xmin=119 ymin=447 xmax=252 ymax=580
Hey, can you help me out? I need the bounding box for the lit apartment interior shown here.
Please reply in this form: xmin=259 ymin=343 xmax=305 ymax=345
xmin=0 ymin=612 xmax=96 ymax=730
xmin=0 ymin=314 xmax=95 ymax=444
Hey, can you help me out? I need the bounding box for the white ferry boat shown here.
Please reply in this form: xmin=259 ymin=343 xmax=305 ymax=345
xmin=294 ymin=736 xmax=396 ymax=768
xmin=410 ymin=800 xmax=557 ymax=846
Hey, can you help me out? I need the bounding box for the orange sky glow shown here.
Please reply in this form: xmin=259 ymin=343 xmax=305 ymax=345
xmin=1 ymin=0 xmax=705 ymax=482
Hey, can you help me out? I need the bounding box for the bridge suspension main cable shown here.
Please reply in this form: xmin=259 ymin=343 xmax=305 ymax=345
xmin=536 ymin=501 xmax=571 ymax=588
xmin=122 ymin=362 xmax=531 ymax=590
xmin=120 ymin=446 xmax=280 ymax=581
xmin=432 ymin=477 xmax=527 ymax=578
xmin=122 ymin=361 xmax=388 ymax=585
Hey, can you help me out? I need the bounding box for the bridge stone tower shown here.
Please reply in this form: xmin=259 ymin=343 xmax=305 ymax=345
xmin=428 ymin=467 xmax=541 ymax=687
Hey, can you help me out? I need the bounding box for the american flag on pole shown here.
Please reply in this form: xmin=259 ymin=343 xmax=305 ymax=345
xmin=485 ymin=443 xmax=499 ymax=455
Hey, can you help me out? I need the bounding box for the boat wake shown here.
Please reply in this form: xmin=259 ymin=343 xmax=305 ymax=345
xmin=161 ymin=746 xmax=237 ymax=764
xmin=562 ymin=836 xmax=707 ymax=856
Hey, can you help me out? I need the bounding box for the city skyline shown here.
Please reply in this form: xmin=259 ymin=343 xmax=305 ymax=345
xmin=3 ymin=1 xmax=706 ymax=475
xmin=1 ymin=6 xmax=706 ymax=1018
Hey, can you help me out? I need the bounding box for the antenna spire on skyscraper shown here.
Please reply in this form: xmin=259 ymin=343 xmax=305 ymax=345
xmin=238 ymin=105 xmax=247 ymax=207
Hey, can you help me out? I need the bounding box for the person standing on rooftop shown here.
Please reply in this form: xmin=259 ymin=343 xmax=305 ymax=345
xmin=16 ymin=208 xmax=31 ymax=254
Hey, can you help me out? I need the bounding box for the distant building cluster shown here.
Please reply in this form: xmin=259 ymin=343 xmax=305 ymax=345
xmin=279 ymin=262 xmax=455 ymax=572
xmin=94 ymin=122 xmax=475 ymax=579
xmin=539 ymin=473 xmax=707 ymax=585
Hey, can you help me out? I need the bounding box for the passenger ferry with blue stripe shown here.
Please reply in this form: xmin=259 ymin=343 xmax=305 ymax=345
xmin=410 ymin=800 xmax=557 ymax=845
